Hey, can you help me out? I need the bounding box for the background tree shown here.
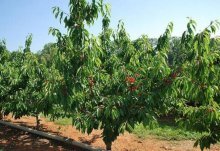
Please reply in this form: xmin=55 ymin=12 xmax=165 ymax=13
xmin=172 ymin=20 xmax=220 ymax=150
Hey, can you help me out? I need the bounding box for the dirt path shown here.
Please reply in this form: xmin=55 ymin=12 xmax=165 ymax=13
xmin=1 ymin=115 xmax=220 ymax=151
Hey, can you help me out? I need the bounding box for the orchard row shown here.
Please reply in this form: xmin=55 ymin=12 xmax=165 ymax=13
xmin=1 ymin=0 xmax=220 ymax=150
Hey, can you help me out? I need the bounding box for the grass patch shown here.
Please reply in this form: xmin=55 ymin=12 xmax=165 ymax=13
xmin=44 ymin=116 xmax=72 ymax=126
xmin=133 ymin=119 xmax=203 ymax=140
xmin=53 ymin=117 xmax=72 ymax=125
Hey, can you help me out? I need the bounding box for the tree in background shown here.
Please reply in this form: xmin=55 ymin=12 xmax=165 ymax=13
xmin=171 ymin=20 xmax=220 ymax=150
xmin=0 ymin=35 xmax=62 ymax=129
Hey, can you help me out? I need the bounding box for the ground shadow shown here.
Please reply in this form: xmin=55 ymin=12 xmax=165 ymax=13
xmin=78 ymin=134 xmax=101 ymax=145
xmin=0 ymin=124 xmax=86 ymax=151
xmin=3 ymin=120 xmax=62 ymax=136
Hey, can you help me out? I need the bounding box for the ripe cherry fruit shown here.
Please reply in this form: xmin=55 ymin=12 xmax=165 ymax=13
xmin=126 ymin=76 xmax=136 ymax=84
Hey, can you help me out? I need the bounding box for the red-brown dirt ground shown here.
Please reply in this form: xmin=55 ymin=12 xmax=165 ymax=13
xmin=0 ymin=115 xmax=220 ymax=151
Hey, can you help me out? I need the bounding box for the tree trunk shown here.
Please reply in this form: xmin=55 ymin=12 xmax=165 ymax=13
xmin=105 ymin=141 xmax=112 ymax=151
xmin=36 ymin=114 xmax=40 ymax=130
xmin=0 ymin=112 xmax=3 ymax=120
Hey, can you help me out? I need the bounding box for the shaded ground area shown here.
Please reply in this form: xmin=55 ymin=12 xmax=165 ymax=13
xmin=0 ymin=124 xmax=84 ymax=151
xmin=1 ymin=115 xmax=220 ymax=151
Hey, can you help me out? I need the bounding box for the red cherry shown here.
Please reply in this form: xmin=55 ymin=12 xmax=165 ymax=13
xmin=126 ymin=77 xmax=136 ymax=84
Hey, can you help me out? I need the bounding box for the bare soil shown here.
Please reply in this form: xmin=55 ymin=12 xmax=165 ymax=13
xmin=0 ymin=125 xmax=82 ymax=151
xmin=1 ymin=115 xmax=220 ymax=151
